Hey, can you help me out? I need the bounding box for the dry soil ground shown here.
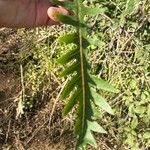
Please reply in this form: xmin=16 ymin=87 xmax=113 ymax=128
xmin=0 ymin=28 xmax=76 ymax=150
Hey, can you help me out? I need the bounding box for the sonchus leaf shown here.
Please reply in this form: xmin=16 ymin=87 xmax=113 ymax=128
xmin=58 ymin=33 xmax=79 ymax=45
xmin=91 ymin=102 xmax=102 ymax=119
xmin=90 ymin=75 xmax=119 ymax=93
xmin=63 ymin=89 xmax=81 ymax=116
xmin=54 ymin=0 xmax=118 ymax=149
xmin=60 ymin=62 xmax=80 ymax=77
xmin=77 ymin=129 xmax=97 ymax=149
xmin=87 ymin=120 xmax=107 ymax=134
xmin=57 ymin=48 xmax=78 ymax=65
xmin=61 ymin=74 xmax=80 ymax=99
xmin=77 ymin=120 xmax=107 ymax=149
xmin=52 ymin=0 xmax=76 ymax=12
xmin=90 ymin=88 xmax=114 ymax=115
xmin=54 ymin=13 xmax=86 ymax=27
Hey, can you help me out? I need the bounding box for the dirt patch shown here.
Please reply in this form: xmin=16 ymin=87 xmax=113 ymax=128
xmin=0 ymin=99 xmax=75 ymax=150
xmin=0 ymin=28 xmax=76 ymax=150
xmin=0 ymin=71 xmax=20 ymax=148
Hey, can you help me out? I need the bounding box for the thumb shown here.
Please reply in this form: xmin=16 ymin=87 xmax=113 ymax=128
xmin=47 ymin=7 xmax=69 ymax=24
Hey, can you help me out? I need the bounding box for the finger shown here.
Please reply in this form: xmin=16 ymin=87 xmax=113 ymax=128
xmin=47 ymin=6 xmax=69 ymax=23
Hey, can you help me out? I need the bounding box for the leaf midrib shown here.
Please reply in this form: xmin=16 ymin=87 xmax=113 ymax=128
xmin=75 ymin=0 xmax=86 ymax=136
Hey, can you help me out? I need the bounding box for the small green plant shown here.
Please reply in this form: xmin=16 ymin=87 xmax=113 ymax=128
xmin=52 ymin=0 xmax=118 ymax=149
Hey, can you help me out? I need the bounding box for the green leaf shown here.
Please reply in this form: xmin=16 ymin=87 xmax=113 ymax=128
xmin=54 ymin=13 xmax=86 ymax=27
xmin=120 ymin=0 xmax=140 ymax=26
xmin=90 ymin=88 xmax=114 ymax=115
xmin=63 ymin=90 xmax=81 ymax=116
xmin=88 ymin=120 xmax=107 ymax=134
xmin=134 ymin=105 xmax=146 ymax=114
xmin=124 ymin=0 xmax=140 ymax=15
xmin=129 ymin=79 xmax=137 ymax=89
xmin=61 ymin=74 xmax=80 ymax=99
xmin=91 ymin=102 xmax=101 ymax=119
xmin=58 ymin=33 xmax=78 ymax=45
xmin=83 ymin=130 xmax=97 ymax=148
xmin=77 ymin=129 xmax=97 ymax=149
xmin=77 ymin=120 xmax=107 ymax=149
xmin=55 ymin=0 xmax=117 ymax=148
xmin=74 ymin=101 xmax=84 ymax=135
xmin=90 ymin=75 xmax=119 ymax=93
xmin=125 ymin=133 xmax=136 ymax=147
xmin=60 ymin=62 xmax=79 ymax=77
xmin=131 ymin=116 xmax=138 ymax=129
xmin=143 ymin=132 xmax=150 ymax=139
xmin=57 ymin=48 xmax=78 ymax=65
xmin=82 ymin=6 xmax=107 ymax=16
xmin=87 ymin=36 xmax=105 ymax=47
xmin=52 ymin=0 xmax=76 ymax=12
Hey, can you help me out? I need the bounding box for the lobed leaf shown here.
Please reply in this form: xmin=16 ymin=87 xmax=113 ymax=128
xmin=74 ymin=103 xmax=84 ymax=135
xmin=77 ymin=120 xmax=107 ymax=149
xmin=52 ymin=0 xmax=76 ymax=12
xmin=63 ymin=89 xmax=81 ymax=116
xmin=89 ymin=75 xmax=119 ymax=93
xmin=57 ymin=48 xmax=78 ymax=65
xmin=54 ymin=0 xmax=118 ymax=148
xmin=54 ymin=13 xmax=86 ymax=27
xmin=60 ymin=62 xmax=79 ymax=77
xmin=91 ymin=88 xmax=114 ymax=115
xmin=58 ymin=33 xmax=78 ymax=45
xmin=80 ymin=130 xmax=97 ymax=148
xmin=87 ymin=120 xmax=107 ymax=134
xmin=91 ymin=102 xmax=102 ymax=119
xmin=61 ymin=74 xmax=80 ymax=99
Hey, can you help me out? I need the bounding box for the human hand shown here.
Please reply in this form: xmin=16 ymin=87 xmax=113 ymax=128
xmin=0 ymin=0 xmax=68 ymax=28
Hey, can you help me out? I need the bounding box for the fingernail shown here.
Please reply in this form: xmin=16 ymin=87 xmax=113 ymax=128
xmin=47 ymin=7 xmax=69 ymax=22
